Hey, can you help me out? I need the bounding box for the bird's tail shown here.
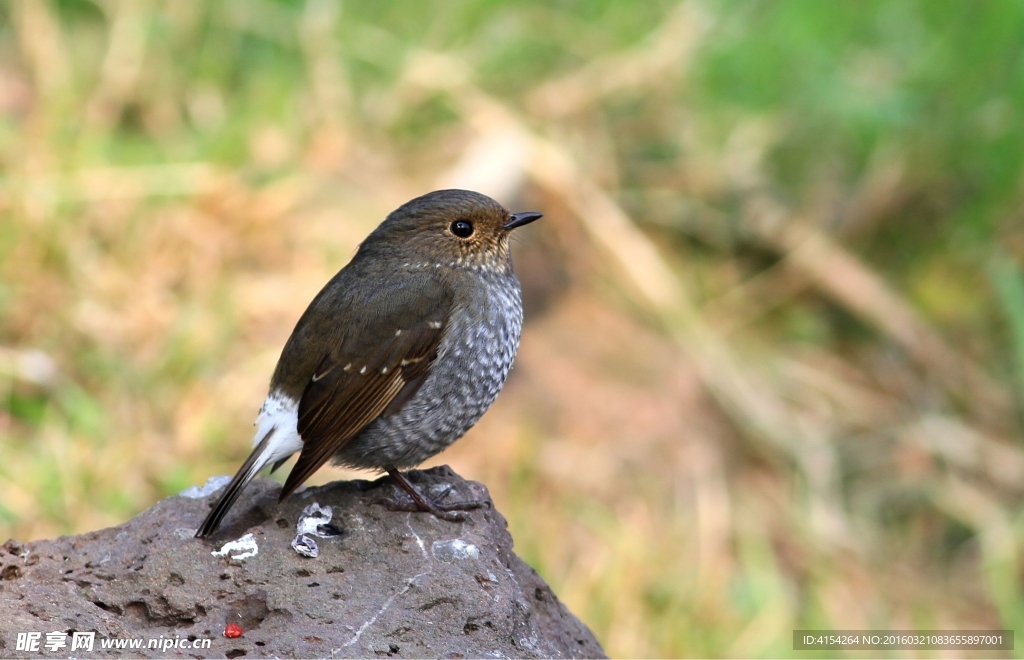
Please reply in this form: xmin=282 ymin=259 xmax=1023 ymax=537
xmin=194 ymin=428 xmax=276 ymax=538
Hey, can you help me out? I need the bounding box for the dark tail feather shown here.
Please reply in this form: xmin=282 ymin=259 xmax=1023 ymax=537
xmin=195 ymin=429 xmax=275 ymax=538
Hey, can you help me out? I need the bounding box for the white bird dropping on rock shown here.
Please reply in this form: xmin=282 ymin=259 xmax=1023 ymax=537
xmin=212 ymin=533 xmax=258 ymax=560
xmin=291 ymin=535 xmax=319 ymax=558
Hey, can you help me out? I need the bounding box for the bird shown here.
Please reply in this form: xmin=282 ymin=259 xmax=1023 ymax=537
xmin=195 ymin=189 xmax=542 ymax=538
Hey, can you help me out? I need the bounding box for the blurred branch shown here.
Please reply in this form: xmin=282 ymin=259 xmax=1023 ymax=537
xmin=703 ymin=263 xmax=810 ymax=334
xmin=835 ymin=144 xmax=909 ymax=239
xmin=987 ymin=251 xmax=1024 ymax=422
xmin=525 ymin=2 xmax=712 ymax=118
xmin=86 ymin=0 xmax=153 ymax=130
xmin=437 ymin=125 xmax=529 ymax=202
xmin=10 ymin=0 xmax=70 ymax=102
xmin=773 ymin=349 xmax=900 ymax=428
xmin=903 ymin=416 xmax=1024 ymax=495
xmin=299 ymin=0 xmax=350 ymax=130
xmin=929 ymin=474 xmax=1023 ymax=626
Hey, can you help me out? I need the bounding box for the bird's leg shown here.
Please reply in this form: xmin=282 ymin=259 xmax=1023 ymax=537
xmin=375 ymin=468 xmax=489 ymax=522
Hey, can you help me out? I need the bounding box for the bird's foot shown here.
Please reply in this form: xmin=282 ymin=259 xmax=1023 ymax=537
xmin=374 ymin=469 xmax=490 ymax=522
xmin=374 ymin=496 xmax=488 ymax=522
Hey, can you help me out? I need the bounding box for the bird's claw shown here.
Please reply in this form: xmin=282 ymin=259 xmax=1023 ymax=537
xmin=373 ymin=496 xmax=466 ymax=522
xmin=373 ymin=490 xmax=490 ymax=523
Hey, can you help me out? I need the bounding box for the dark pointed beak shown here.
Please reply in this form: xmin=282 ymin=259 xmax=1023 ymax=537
xmin=504 ymin=211 xmax=543 ymax=230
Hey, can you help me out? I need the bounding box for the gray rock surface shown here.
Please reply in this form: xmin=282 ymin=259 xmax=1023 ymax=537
xmin=0 ymin=466 xmax=605 ymax=658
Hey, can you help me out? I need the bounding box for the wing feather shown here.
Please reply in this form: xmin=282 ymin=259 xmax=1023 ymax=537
xmin=278 ymin=278 xmax=451 ymax=500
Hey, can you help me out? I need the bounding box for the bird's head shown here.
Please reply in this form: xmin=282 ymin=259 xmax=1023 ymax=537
xmin=360 ymin=189 xmax=542 ymax=273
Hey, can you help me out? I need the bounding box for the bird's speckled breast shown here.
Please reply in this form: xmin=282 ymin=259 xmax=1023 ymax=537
xmin=334 ymin=271 xmax=523 ymax=469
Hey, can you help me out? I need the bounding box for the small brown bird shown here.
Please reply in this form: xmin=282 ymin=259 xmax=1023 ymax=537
xmin=195 ymin=190 xmax=541 ymax=538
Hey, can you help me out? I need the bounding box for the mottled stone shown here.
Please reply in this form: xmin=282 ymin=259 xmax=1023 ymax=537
xmin=0 ymin=467 xmax=605 ymax=659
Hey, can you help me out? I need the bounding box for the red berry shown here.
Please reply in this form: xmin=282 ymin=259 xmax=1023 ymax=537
xmin=224 ymin=623 xmax=243 ymax=638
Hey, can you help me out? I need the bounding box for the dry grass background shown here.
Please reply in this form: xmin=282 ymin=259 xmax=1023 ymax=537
xmin=2 ymin=1 xmax=1024 ymax=657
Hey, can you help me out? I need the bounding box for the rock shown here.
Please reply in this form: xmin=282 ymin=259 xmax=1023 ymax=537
xmin=0 ymin=466 xmax=605 ymax=658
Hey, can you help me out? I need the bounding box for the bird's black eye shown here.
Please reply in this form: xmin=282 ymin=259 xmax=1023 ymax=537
xmin=450 ymin=220 xmax=474 ymax=238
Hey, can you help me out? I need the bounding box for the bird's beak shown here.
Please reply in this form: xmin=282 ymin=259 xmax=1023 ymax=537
xmin=504 ymin=211 xmax=543 ymax=230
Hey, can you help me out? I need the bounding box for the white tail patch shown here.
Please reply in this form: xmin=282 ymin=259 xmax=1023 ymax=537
xmin=253 ymin=392 xmax=303 ymax=469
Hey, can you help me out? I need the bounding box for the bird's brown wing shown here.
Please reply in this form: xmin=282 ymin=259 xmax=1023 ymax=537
xmin=279 ymin=278 xmax=452 ymax=500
